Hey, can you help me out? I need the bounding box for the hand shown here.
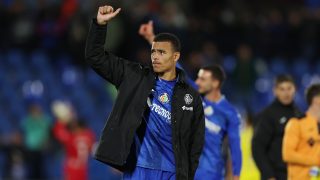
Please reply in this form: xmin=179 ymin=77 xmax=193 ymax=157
xmin=96 ymin=5 xmax=121 ymax=25
xmin=138 ymin=20 xmax=155 ymax=44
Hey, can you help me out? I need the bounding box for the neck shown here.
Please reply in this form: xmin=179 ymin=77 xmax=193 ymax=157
xmin=158 ymin=68 xmax=177 ymax=81
xmin=205 ymin=89 xmax=222 ymax=102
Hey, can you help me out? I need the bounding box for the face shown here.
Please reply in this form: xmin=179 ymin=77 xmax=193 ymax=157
xmin=311 ymin=95 xmax=320 ymax=117
xmin=274 ymin=82 xmax=296 ymax=105
xmin=195 ymin=69 xmax=220 ymax=95
xmin=151 ymin=41 xmax=179 ymax=73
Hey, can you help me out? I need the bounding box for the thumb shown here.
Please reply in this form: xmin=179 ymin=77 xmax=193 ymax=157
xmin=113 ymin=8 xmax=121 ymax=16
xmin=109 ymin=8 xmax=121 ymax=18
xmin=148 ymin=20 xmax=153 ymax=27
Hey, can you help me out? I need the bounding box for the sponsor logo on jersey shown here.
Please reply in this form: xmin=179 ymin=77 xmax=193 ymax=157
xmin=151 ymin=103 xmax=171 ymax=124
xmin=204 ymin=106 xmax=214 ymax=116
xmin=182 ymin=106 xmax=193 ymax=111
xmin=205 ymin=118 xmax=221 ymax=134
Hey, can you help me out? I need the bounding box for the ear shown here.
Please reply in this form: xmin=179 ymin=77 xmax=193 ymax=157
xmin=212 ymin=80 xmax=220 ymax=89
xmin=273 ymin=87 xmax=278 ymax=96
xmin=173 ymin=52 xmax=180 ymax=62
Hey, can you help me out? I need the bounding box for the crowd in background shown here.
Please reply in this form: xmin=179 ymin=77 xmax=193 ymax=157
xmin=1 ymin=0 xmax=320 ymax=179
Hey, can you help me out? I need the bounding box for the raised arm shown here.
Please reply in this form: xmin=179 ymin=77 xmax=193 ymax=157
xmin=85 ymin=5 xmax=128 ymax=88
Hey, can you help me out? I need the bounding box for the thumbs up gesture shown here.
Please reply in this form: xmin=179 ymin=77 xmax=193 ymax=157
xmin=138 ymin=20 xmax=155 ymax=44
xmin=97 ymin=5 xmax=121 ymax=25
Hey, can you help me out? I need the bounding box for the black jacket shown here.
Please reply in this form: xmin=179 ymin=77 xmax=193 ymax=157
xmin=85 ymin=19 xmax=205 ymax=180
xmin=251 ymin=99 xmax=302 ymax=180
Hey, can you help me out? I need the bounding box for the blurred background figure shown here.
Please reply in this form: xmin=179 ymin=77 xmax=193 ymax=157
xmin=283 ymin=84 xmax=320 ymax=180
xmin=52 ymin=101 xmax=95 ymax=180
xmin=252 ymin=75 xmax=302 ymax=180
xmin=0 ymin=132 xmax=25 ymax=180
xmin=20 ymin=102 xmax=51 ymax=179
xmin=239 ymin=116 xmax=260 ymax=180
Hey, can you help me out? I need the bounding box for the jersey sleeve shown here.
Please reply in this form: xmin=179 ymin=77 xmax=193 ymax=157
xmin=227 ymin=109 xmax=242 ymax=176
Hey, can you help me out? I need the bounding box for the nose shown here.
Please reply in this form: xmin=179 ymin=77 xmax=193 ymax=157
xmin=151 ymin=53 xmax=158 ymax=61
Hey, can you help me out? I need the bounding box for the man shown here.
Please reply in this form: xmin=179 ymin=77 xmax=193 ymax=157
xmin=283 ymin=84 xmax=320 ymax=180
xmin=53 ymin=119 xmax=95 ymax=180
xmin=52 ymin=101 xmax=95 ymax=180
xmin=85 ymin=5 xmax=205 ymax=180
xmin=21 ymin=103 xmax=51 ymax=179
xmin=139 ymin=21 xmax=242 ymax=180
xmin=252 ymin=75 xmax=302 ymax=180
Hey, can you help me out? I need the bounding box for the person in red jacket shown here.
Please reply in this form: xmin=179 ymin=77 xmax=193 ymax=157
xmin=53 ymin=119 xmax=95 ymax=180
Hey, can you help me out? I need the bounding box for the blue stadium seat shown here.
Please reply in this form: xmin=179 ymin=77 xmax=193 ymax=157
xmin=223 ymin=55 xmax=237 ymax=74
xmin=6 ymin=49 xmax=25 ymax=69
xmin=291 ymin=58 xmax=310 ymax=80
xmin=269 ymin=57 xmax=288 ymax=74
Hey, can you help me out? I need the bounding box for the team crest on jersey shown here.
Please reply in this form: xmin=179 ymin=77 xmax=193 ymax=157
xmin=204 ymin=106 xmax=214 ymax=116
xmin=184 ymin=94 xmax=193 ymax=105
xmin=159 ymin=93 xmax=170 ymax=104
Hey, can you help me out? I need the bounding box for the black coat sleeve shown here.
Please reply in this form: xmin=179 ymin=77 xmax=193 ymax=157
xmin=85 ymin=19 xmax=129 ymax=88
xmin=188 ymin=94 xmax=205 ymax=179
xmin=251 ymin=112 xmax=275 ymax=179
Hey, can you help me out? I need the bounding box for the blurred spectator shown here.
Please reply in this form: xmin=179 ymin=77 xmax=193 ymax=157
xmin=240 ymin=116 xmax=260 ymax=180
xmin=232 ymin=44 xmax=257 ymax=112
xmin=282 ymin=83 xmax=320 ymax=180
xmin=252 ymin=75 xmax=302 ymax=180
xmin=20 ymin=103 xmax=51 ymax=179
xmin=0 ymin=132 xmax=25 ymax=179
xmin=52 ymin=101 xmax=95 ymax=180
xmin=233 ymin=44 xmax=256 ymax=94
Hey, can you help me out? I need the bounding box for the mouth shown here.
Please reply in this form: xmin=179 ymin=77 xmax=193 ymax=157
xmin=152 ymin=62 xmax=161 ymax=66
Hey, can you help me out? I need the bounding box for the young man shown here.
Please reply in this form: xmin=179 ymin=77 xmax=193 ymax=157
xmin=282 ymin=84 xmax=320 ymax=180
xmin=252 ymin=75 xmax=302 ymax=180
xmin=139 ymin=21 xmax=242 ymax=180
xmin=85 ymin=5 xmax=205 ymax=180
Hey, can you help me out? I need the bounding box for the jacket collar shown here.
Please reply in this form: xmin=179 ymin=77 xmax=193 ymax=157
xmin=175 ymin=67 xmax=188 ymax=86
xmin=150 ymin=67 xmax=188 ymax=87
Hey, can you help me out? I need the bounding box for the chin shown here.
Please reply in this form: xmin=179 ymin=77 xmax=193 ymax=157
xmin=281 ymin=100 xmax=293 ymax=105
xmin=198 ymin=89 xmax=205 ymax=95
xmin=152 ymin=67 xmax=162 ymax=73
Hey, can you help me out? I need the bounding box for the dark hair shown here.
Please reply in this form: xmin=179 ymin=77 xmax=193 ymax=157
xmin=274 ymin=74 xmax=295 ymax=87
xmin=201 ymin=65 xmax=226 ymax=88
xmin=306 ymin=83 xmax=320 ymax=105
xmin=153 ymin=33 xmax=181 ymax=52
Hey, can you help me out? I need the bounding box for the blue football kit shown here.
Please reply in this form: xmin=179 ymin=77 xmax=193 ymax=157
xmin=195 ymin=97 xmax=242 ymax=180
xmin=123 ymin=77 xmax=177 ymax=180
xmin=176 ymin=63 xmax=242 ymax=179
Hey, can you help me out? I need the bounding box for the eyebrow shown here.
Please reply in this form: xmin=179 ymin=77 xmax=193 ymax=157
xmin=151 ymin=49 xmax=166 ymax=53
